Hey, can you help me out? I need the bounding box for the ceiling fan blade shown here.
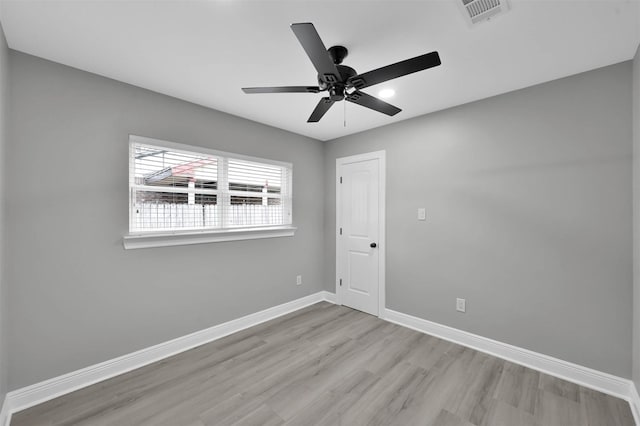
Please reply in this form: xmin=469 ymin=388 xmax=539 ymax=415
xmin=346 ymin=90 xmax=401 ymax=116
xmin=348 ymin=51 xmax=441 ymax=90
xmin=242 ymin=86 xmax=320 ymax=94
xmin=290 ymin=23 xmax=341 ymax=84
xmin=308 ymin=97 xmax=335 ymax=122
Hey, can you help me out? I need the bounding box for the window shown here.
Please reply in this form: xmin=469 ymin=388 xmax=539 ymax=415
xmin=124 ymin=135 xmax=294 ymax=249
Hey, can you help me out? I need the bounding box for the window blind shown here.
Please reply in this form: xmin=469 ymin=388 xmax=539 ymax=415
xmin=129 ymin=137 xmax=292 ymax=233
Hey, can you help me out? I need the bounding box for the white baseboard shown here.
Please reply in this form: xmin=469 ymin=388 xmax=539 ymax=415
xmin=0 ymin=397 xmax=9 ymax=426
xmin=1 ymin=292 xmax=635 ymax=426
xmin=0 ymin=291 xmax=334 ymax=424
xmin=382 ymin=308 xmax=635 ymax=404
xmin=322 ymin=290 xmax=336 ymax=304
xmin=629 ymin=381 xmax=640 ymax=426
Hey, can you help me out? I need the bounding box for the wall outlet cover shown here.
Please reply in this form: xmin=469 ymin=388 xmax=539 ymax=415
xmin=456 ymin=298 xmax=466 ymax=313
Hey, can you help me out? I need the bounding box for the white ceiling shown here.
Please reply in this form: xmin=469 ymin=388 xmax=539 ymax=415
xmin=0 ymin=0 xmax=638 ymax=141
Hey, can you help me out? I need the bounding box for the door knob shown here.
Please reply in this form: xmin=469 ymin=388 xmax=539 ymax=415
xmin=370 ymin=242 xmax=377 ymax=248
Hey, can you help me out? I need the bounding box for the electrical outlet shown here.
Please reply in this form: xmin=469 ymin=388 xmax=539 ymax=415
xmin=418 ymin=208 xmax=426 ymax=221
xmin=296 ymin=275 xmax=302 ymax=286
xmin=456 ymin=298 xmax=466 ymax=313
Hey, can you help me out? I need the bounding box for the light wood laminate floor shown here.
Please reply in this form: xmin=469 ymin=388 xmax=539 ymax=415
xmin=12 ymin=302 xmax=634 ymax=426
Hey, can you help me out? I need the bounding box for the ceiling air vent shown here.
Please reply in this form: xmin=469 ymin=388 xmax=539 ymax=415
xmin=461 ymin=0 xmax=510 ymax=25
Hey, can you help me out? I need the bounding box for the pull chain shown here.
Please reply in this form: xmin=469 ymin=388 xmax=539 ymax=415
xmin=343 ymin=99 xmax=346 ymax=127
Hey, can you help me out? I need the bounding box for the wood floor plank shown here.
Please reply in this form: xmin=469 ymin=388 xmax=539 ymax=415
xmin=252 ymin=339 xmax=370 ymax=420
xmin=405 ymin=333 xmax=455 ymax=371
xmin=75 ymin=338 xmax=321 ymax=425
xmin=258 ymin=304 xmax=354 ymax=345
xmin=539 ymin=372 xmax=580 ymax=402
xmin=579 ymin=387 xmax=634 ymax=426
xmin=197 ymin=393 xmax=268 ymax=426
xmin=41 ymin=334 xmax=268 ymax=425
xmin=263 ymin=334 xmax=388 ymax=420
xmin=432 ymin=409 xmax=476 ymax=426
xmin=339 ymin=361 xmax=430 ymax=426
xmin=481 ymin=398 xmax=539 ymax=426
xmin=362 ymin=329 xmax=424 ymax=375
xmin=535 ymin=389 xmax=585 ymax=425
xmin=443 ymin=351 xmax=504 ymax=425
xmin=214 ymin=301 xmax=330 ymax=344
xmin=493 ymin=361 xmax=539 ymax=415
xmin=10 ymin=303 xmax=633 ymax=426
xmin=229 ymin=404 xmax=284 ymax=426
xmin=282 ymin=369 xmax=380 ymax=426
xmin=125 ymin=339 xmax=325 ymax=425
xmin=390 ymin=345 xmax=478 ymax=425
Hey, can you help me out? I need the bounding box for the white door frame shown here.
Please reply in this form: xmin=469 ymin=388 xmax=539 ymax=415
xmin=336 ymin=150 xmax=386 ymax=317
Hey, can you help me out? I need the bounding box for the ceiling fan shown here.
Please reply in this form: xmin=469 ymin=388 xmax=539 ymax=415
xmin=242 ymin=22 xmax=441 ymax=123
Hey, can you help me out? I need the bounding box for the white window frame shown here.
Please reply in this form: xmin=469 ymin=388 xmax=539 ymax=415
xmin=123 ymin=135 xmax=295 ymax=249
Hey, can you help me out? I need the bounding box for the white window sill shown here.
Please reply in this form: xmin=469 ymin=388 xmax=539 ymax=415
xmin=123 ymin=226 xmax=297 ymax=250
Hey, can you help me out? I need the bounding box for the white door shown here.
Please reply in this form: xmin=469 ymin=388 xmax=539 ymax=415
xmin=336 ymin=151 xmax=385 ymax=316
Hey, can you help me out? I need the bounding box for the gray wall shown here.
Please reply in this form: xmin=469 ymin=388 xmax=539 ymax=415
xmin=4 ymin=46 xmax=634 ymax=390
xmin=0 ymin=20 xmax=8 ymax=400
xmin=6 ymin=51 xmax=326 ymax=390
xmin=633 ymin=45 xmax=640 ymax=392
xmin=324 ymin=62 xmax=633 ymax=378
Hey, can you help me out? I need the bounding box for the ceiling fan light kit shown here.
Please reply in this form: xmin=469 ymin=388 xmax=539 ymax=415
xmin=378 ymin=89 xmax=395 ymax=99
xmin=242 ymin=22 xmax=441 ymax=123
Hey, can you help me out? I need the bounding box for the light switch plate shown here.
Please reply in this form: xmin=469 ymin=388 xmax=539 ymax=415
xmin=418 ymin=208 xmax=426 ymax=221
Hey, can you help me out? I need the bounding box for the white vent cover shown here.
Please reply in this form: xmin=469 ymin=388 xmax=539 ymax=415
xmin=461 ymin=0 xmax=510 ymax=25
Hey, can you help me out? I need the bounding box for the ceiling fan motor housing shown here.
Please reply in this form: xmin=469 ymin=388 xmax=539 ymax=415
xmin=320 ymin=66 xmax=357 ymax=101
xmin=318 ymin=47 xmax=357 ymax=101
xmin=317 ymin=65 xmax=356 ymax=87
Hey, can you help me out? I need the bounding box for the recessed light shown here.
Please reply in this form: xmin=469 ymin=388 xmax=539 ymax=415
xmin=378 ymin=89 xmax=395 ymax=99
